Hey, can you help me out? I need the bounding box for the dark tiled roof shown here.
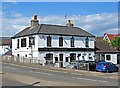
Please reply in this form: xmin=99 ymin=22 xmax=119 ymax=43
xmin=0 ymin=37 xmax=12 ymax=46
xmin=12 ymin=24 xmax=94 ymax=38
xmin=95 ymin=37 xmax=119 ymax=53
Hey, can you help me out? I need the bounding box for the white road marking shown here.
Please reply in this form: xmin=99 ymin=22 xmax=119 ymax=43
xmin=35 ymin=71 xmax=53 ymax=75
xmin=29 ymin=70 xmax=53 ymax=75
xmin=3 ymin=63 xmax=38 ymax=70
xmin=72 ymin=77 xmax=110 ymax=83
xmin=4 ymin=66 xmax=16 ymax=70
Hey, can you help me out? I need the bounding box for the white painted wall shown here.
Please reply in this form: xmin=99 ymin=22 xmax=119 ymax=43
xmin=12 ymin=34 xmax=95 ymax=66
xmin=105 ymin=54 xmax=117 ymax=64
xmin=12 ymin=35 xmax=39 ymax=59
xmin=38 ymin=34 xmax=95 ymax=48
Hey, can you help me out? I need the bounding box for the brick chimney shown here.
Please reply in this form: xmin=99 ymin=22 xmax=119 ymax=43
xmin=31 ymin=15 xmax=39 ymax=27
xmin=66 ymin=20 xmax=74 ymax=27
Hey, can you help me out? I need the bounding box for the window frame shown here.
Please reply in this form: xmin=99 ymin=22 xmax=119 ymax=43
xmin=70 ymin=37 xmax=74 ymax=47
xmin=29 ymin=37 xmax=35 ymax=47
xmin=59 ymin=36 xmax=63 ymax=47
xmin=17 ymin=39 xmax=19 ymax=48
xmin=85 ymin=37 xmax=89 ymax=47
xmin=106 ymin=55 xmax=111 ymax=61
xmin=47 ymin=36 xmax=51 ymax=47
xmin=21 ymin=38 xmax=26 ymax=47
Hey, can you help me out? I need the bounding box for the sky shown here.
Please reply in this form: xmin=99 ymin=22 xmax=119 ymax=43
xmin=1 ymin=2 xmax=119 ymax=37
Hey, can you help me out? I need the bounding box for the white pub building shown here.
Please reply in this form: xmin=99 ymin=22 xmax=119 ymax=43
xmin=12 ymin=15 xmax=95 ymax=67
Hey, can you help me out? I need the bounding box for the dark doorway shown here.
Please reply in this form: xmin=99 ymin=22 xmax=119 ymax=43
xmin=59 ymin=54 xmax=63 ymax=68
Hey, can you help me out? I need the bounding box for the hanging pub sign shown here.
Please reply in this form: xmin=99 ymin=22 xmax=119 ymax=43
xmin=29 ymin=36 xmax=35 ymax=47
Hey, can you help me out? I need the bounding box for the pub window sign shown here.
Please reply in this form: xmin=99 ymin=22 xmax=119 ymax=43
xmin=29 ymin=37 xmax=35 ymax=46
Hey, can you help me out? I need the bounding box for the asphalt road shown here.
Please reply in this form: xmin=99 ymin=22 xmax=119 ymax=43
xmin=2 ymin=62 xmax=118 ymax=86
xmin=2 ymin=77 xmax=26 ymax=86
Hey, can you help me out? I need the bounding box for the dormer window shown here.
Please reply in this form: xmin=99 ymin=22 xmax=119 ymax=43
xmin=85 ymin=37 xmax=89 ymax=47
xmin=59 ymin=36 xmax=63 ymax=47
xmin=47 ymin=36 xmax=51 ymax=47
xmin=70 ymin=37 xmax=74 ymax=47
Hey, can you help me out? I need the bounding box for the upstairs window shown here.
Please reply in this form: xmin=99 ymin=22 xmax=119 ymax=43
xmin=29 ymin=37 xmax=35 ymax=47
xmin=17 ymin=39 xmax=19 ymax=48
xmin=21 ymin=38 xmax=26 ymax=47
xmin=85 ymin=37 xmax=89 ymax=47
xmin=59 ymin=36 xmax=63 ymax=47
xmin=70 ymin=37 xmax=74 ymax=47
xmin=47 ymin=36 xmax=51 ymax=47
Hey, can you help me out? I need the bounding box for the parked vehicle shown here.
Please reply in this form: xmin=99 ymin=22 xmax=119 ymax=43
xmin=96 ymin=62 xmax=118 ymax=73
xmin=85 ymin=61 xmax=97 ymax=71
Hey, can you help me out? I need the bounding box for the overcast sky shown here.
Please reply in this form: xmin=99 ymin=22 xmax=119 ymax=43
xmin=1 ymin=2 xmax=118 ymax=37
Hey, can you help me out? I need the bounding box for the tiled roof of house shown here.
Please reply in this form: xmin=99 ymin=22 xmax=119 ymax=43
xmin=0 ymin=37 xmax=12 ymax=46
xmin=105 ymin=33 xmax=120 ymax=41
xmin=95 ymin=37 xmax=119 ymax=53
xmin=12 ymin=24 xmax=95 ymax=38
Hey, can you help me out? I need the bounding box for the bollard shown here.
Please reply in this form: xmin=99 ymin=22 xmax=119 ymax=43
xmin=87 ymin=63 xmax=89 ymax=73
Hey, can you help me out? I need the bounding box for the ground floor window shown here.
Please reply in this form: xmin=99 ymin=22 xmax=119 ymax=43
xmin=70 ymin=53 xmax=76 ymax=62
xmin=45 ymin=53 xmax=53 ymax=64
xmin=106 ymin=55 xmax=111 ymax=61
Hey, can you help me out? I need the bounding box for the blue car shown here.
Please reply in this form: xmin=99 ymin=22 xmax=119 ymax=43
xmin=96 ymin=62 xmax=118 ymax=73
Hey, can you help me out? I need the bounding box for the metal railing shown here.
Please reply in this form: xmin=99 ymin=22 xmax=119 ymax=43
xmin=1 ymin=55 xmax=90 ymax=71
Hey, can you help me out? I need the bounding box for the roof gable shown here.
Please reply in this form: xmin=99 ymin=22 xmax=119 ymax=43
xmin=104 ymin=33 xmax=120 ymax=42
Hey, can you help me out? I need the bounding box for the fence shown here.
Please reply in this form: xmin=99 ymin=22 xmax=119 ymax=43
xmin=1 ymin=55 xmax=90 ymax=71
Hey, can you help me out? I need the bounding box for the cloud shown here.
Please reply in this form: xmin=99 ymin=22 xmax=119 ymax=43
xmin=1 ymin=12 xmax=118 ymax=37
xmin=2 ymin=0 xmax=16 ymax=2
xmin=2 ymin=12 xmax=30 ymax=36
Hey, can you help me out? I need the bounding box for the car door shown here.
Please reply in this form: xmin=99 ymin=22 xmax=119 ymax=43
xmin=108 ymin=63 xmax=115 ymax=72
xmin=111 ymin=64 xmax=117 ymax=71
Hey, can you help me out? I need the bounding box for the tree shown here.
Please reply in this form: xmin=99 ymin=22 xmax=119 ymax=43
xmin=111 ymin=37 xmax=120 ymax=50
xmin=102 ymin=39 xmax=110 ymax=46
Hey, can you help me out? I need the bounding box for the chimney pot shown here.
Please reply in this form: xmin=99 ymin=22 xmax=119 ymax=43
xmin=66 ymin=20 xmax=74 ymax=27
xmin=31 ymin=15 xmax=39 ymax=27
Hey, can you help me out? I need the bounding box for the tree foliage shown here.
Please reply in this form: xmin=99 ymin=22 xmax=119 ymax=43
xmin=102 ymin=39 xmax=110 ymax=45
xmin=111 ymin=37 xmax=120 ymax=50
